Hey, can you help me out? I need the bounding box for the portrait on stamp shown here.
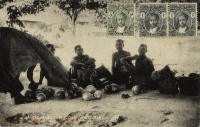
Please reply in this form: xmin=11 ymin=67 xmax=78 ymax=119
xmin=140 ymin=4 xmax=167 ymax=36
xmin=114 ymin=11 xmax=129 ymax=33
xmin=146 ymin=13 xmax=160 ymax=34
xmin=169 ymin=3 xmax=197 ymax=36
xmin=175 ymin=12 xmax=190 ymax=34
xmin=107 ymin=3 xmax=134 ymax=36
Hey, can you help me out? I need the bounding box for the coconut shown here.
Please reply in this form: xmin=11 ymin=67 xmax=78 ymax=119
xmin=36 ymin=93 xmax=46 ymax=102
xmin=43 ymin=89 xmax=53 ymax=98
xmin=76 ymin=87 xmax=83 ymax=97
xmin=41 ymin=88 xmax=47 ymax=93
xmin=85 ymin=85 xmax=96 ymax=94
xmin=79 ymin=87 xmax=84 ymax=91
xmin=132 ymin=85 xmax=140 ymax=95
xmin=57 ymin=90 xmax=66 ymax=99
xmin=48 ymin=88 xmax=55 ymax=95
xmin=104 ymin=85 xmax=112 ymax=93
xmin=94 ymin=90 xmax=103 ymax=99
xmin=111 ymin=83 xmax=119 ymax=93
xmin=24 ymin=90 xmax=32 ymax=99
xmin=71 ymin=83 xmax=79 ymax=90
xmin=25 ymin=90 xmax=36 ymax=100
xmin=65 ymin=90 xmax=74 ymax=99
xmin=82 ymin=92 xmax=95 ymax=101
xmin=36 ymin=89 xmax=43 ymax=94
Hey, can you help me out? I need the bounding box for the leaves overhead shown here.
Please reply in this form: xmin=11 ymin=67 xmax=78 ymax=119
xmin=2 ymin=0 xmax=108 ymax=27
xmin=1 ymin=0 xmax=199 ymax=28
xmin=55 ymin=0 xmax=107 ymax=22
xmin=5 ymin=0 xmax=50 ymax=27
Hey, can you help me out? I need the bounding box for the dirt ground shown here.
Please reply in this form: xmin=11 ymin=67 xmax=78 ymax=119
xmin=0 ymin=71 xmax=199 ymax=127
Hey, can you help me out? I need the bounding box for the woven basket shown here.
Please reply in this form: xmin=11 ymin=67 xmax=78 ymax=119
xmin=177 ymin=77 xmax=200 ymax=96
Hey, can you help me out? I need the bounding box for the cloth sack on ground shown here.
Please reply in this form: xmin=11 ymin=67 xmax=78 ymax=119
xmin=151 ymin=65 xmax=178 ymax=94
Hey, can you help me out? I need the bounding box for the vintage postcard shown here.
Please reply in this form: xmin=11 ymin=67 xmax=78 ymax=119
xmin=0 ymin=0 xmax=199 ymax=127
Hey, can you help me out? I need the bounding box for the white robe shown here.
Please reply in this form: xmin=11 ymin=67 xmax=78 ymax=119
xmin=149 ymin=27 xmax=158 ymax=34
xmin=116 ymin=26 xmax=125 ymax=33
xmin=178 ymin=27 xmax=187 ymax=34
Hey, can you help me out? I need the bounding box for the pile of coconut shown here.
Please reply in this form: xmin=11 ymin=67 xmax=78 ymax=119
xmin=24 ymin=87 xmax=55 ymax=102
xmin=56 ymin=83 xmax=83 ymax=99
xmin=56 ymin=84 xmax=103 ymax=101
xmin=82 ymin=85 xmax=103 ymax=101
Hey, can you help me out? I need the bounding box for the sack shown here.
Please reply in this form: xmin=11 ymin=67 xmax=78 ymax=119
xmin=177 ymin=75 xmax=200 ymax=96
xmin=156 ymin=66 xmax=178 ymax=94
xmin=159 ymin=79 xmax=178 ymax=94
xmin=90 ymin=71 xmax=111 ymax=89
xmin=96 ymin=65 xmax=111 ymax=79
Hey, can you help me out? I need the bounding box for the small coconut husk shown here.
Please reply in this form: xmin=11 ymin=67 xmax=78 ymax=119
xmin=132 ymin=85 xmax=140 ymax=95
xmin=94 ymin=90 xmax=103 ymax=99
xmin=36 ymin=93 xmax=46 ymax=102
xmin=56 ymin=90 xmax=66 ymax=99
xmin=85 ymin=85 xmax=96 ymax=94
xmin=111 ymin=83 xmax=119 ymax=93
xmin=82 ymin=92 xmax=95 ymax=101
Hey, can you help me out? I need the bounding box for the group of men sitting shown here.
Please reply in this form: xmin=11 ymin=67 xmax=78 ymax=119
xmin=27 ymin=39 xmax=155 ymax=90
xmin=68 ymin=39 xmax=155 ymax=91
xmin=24 ymin=39 xmax=156 ymax=103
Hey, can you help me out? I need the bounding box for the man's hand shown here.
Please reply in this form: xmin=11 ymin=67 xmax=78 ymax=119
xmin=80 ymin=63 xmax=86 ymax=69
xmin=120 ymin=58 xmax=125 ymax=64
xmin=79 ymin=63 xmax=86 ymax=67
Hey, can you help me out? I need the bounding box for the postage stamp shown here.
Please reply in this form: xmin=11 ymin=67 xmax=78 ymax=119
xmin=107 ymin=3 xmax=134 ymax=36
xmin=140 ymin=3 xmax=167 ymax=37
xmin=169 ymin=3 xmax=197 ymax=36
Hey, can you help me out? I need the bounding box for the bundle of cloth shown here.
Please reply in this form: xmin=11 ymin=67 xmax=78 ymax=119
xmin=151 ymin=65 xmax=178 ymax=94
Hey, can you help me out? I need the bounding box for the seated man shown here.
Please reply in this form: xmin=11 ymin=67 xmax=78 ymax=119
xmin=70 ymin=45 xmax=96 ymax=88
xmin=112 ymin=39 xmax=132 ymax=84
xmin=120 ymin=44 xmax=155 ymax=90
xmin=27 ymin=44 xmax=59 ymax=89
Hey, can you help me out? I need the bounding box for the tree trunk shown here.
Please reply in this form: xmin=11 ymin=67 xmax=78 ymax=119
xmin=71 ymin=15 xmax=75 ymax=34
xmin=71 ymin=15 xmax=76 ymax=42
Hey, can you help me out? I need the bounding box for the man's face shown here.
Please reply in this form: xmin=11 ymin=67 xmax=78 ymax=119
xmin=149 ymin=15 xmax=158 ymax=28
xmin=76 ymin=47 xmax=83 ymax=56
xmin=178 ymin=16 xmax=187 ymax=28
xmin=117 ymin=15 xmax=125 ymax=27
xmin=138 ymin=46 xmax=147 ymax=56
xmin=115 ymin=41 xmax=123 ymax=51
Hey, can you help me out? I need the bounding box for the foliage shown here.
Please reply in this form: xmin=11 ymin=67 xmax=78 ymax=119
xmin=0 ymin=0 xmax=199 ymax=29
